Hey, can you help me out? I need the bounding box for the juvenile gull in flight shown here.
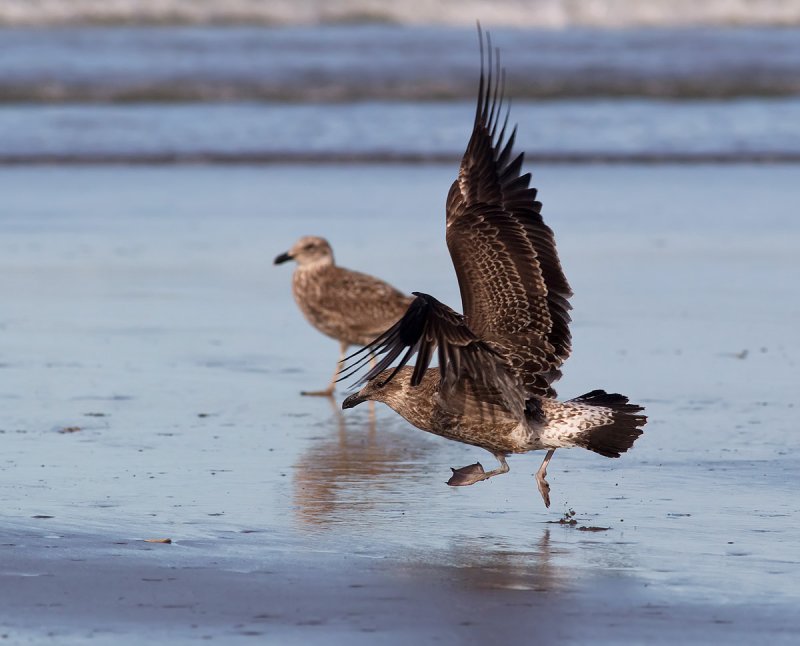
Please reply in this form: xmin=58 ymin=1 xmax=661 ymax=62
xmin=342 ymin=30 xmax=646 ymax=507
xmin=275 ymin=236 xmax=412 ymax=396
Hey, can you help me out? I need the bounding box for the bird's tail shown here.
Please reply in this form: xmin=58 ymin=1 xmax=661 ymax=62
xmin=568 ymin=390 xmax=647 ymax=458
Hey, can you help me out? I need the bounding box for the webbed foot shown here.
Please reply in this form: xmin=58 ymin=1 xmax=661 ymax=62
xmin=536 ymin=474 xmax=551 ymax=508
xmin=447 ymin=462 xmax=486 ymax=486
xmin=535 ymin=449 xmax=555 ymax=508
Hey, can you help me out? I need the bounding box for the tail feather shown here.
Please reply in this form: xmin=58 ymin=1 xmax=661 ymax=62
xmin=569 ymin=390 xmax=647 ymax=458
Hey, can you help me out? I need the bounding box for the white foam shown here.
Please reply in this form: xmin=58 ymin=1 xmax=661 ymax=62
xmin=1 ymin=0 xmax=799 ymax=27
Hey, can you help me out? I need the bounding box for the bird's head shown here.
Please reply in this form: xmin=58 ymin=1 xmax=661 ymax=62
xmin=274 ymin=236 xmax=334 ymax=267
xmin=341 ymin=367 xmax=415 ymax=410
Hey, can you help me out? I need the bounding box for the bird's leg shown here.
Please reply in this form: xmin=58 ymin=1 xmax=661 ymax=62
xmin=301 ymin=341 xmax=348 ymax=397
xmin=447 ymin=453 xmax=509 ymax=487
xmin=535 ymin=449 xmax=555 ymax=508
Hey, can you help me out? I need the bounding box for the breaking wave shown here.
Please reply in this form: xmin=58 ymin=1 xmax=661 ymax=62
xmin=1 ymin=0 xmax=800 ymax=28
xmin=3 ymin=151 xmax=799 ymax=165
xmin=3 ymin=26 xmax=800 ymax=102
xmin=4 ymin=99 xmax=800 ymax=164
xmin=3 ymin=78 xmax=799 ymax=103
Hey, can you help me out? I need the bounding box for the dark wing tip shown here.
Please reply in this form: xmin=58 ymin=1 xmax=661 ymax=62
xmin=337 ymin=293 xmax=439 ymax=388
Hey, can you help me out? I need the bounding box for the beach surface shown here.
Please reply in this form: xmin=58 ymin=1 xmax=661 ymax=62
xmin=1 ymin=163 xmax=799 ymax=643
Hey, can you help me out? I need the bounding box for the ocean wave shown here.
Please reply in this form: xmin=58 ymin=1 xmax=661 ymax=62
xmin=1 ymin=0 xmax=800 ymax=28
xmin=3 ymin=99 xmax=800 ymax=164
xmin=2 ymin=151 xmax=799 ymax=165
xmin=3 ymin=77 xmax=799 ymax=103
xmin=0 ymin=74 xmax=800 ymax=105
xmin=3 ymin=26 xmax=800 ymax=102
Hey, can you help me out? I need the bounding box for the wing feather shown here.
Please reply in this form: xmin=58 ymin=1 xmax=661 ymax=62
xmin=343 ymin=292 xmax=526 ymax=418
xmin=343 ymin=28 xmax=574 ymax=409
xmin=445 ymin=28 xmax=574 ymax=393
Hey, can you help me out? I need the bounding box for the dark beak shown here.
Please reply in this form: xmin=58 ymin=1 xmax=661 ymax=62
xmin=274 ymin=251 xmax=293 ymax=265
xmin=342 ymin=392 xmax=366 ymax=410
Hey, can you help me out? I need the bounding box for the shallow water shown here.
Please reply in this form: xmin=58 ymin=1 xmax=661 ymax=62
xmin=1 ymin=163 xmax=799 ymax=643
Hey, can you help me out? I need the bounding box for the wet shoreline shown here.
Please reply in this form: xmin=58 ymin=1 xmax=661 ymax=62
xmin=1 ymin=163 xmax=798 ymax=643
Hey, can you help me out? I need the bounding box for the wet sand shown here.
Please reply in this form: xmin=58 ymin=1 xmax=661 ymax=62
xmin=1 ymin=164 xmax=799 ymax=643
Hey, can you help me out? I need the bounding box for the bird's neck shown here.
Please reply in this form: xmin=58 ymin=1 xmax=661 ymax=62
xmin=294 ymin=258 xmax=335 ymax=276
xmin=380 ymin=376 xmax=439 ymax=432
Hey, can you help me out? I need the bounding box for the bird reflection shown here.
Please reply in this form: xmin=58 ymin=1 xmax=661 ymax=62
xmin=436 ymin=529 xmax=566 ymax=594
xmin=293 ymin=398 xmax=432 ymax=526
xmin=388 ymin=528 xmax=604 ymax=641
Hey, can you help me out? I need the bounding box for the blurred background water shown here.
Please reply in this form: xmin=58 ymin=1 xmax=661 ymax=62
xmin=2 ymin=1 xmax=800 ymax=163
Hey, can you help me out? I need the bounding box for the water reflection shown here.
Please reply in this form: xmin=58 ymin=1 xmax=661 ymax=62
xmin=384 ymin=527 xmax=655 ymax=642
xmin=292 ymin=399 xmax=434 ymax=526
xmin=435 ymin=529 xmax=566 ymax=593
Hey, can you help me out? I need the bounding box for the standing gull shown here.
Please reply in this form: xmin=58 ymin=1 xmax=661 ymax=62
xmin=341 ymin=30 xmax=646 ymax=507
xmin=275 ymin=236 xmax=412 ymax=396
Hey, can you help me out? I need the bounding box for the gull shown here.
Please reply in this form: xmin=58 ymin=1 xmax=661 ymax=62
xmin=275 ymin=236 xmax=412 ymax=396
xmin=341 ymin=29 xmax=646 ymax=507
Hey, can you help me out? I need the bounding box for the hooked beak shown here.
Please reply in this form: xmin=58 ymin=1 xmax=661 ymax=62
xmin=342 ymin=392 xmax=367 ymax=410
xmin=274 ymin=251 xmax=293 ymax=265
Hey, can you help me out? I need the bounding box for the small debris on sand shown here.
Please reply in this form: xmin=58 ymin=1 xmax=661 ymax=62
xmin=547 ymin=510 xmax=609 ymax=531
xmin=548 ymin=509 xmax=578 ymax=526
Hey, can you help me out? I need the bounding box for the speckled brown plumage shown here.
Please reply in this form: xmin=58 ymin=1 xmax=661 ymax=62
xmin=350 ymin=32 xmax=575 ymax=407
xmin=290 ymin=258 xmax=411 ymax=347
xmin=342 ymin=29 xmax=647 ymax=507
xmin=346 ymin=367 xmax=644 ymax=457
xmin=275 ymin=236 xmax=412 ymax=395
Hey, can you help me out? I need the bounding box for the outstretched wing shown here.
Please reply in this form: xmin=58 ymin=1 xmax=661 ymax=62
xmin=342 ymin=292 xmax=527 ymax=418
xmin=445 ymin=27 xmax=573 ymax=395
